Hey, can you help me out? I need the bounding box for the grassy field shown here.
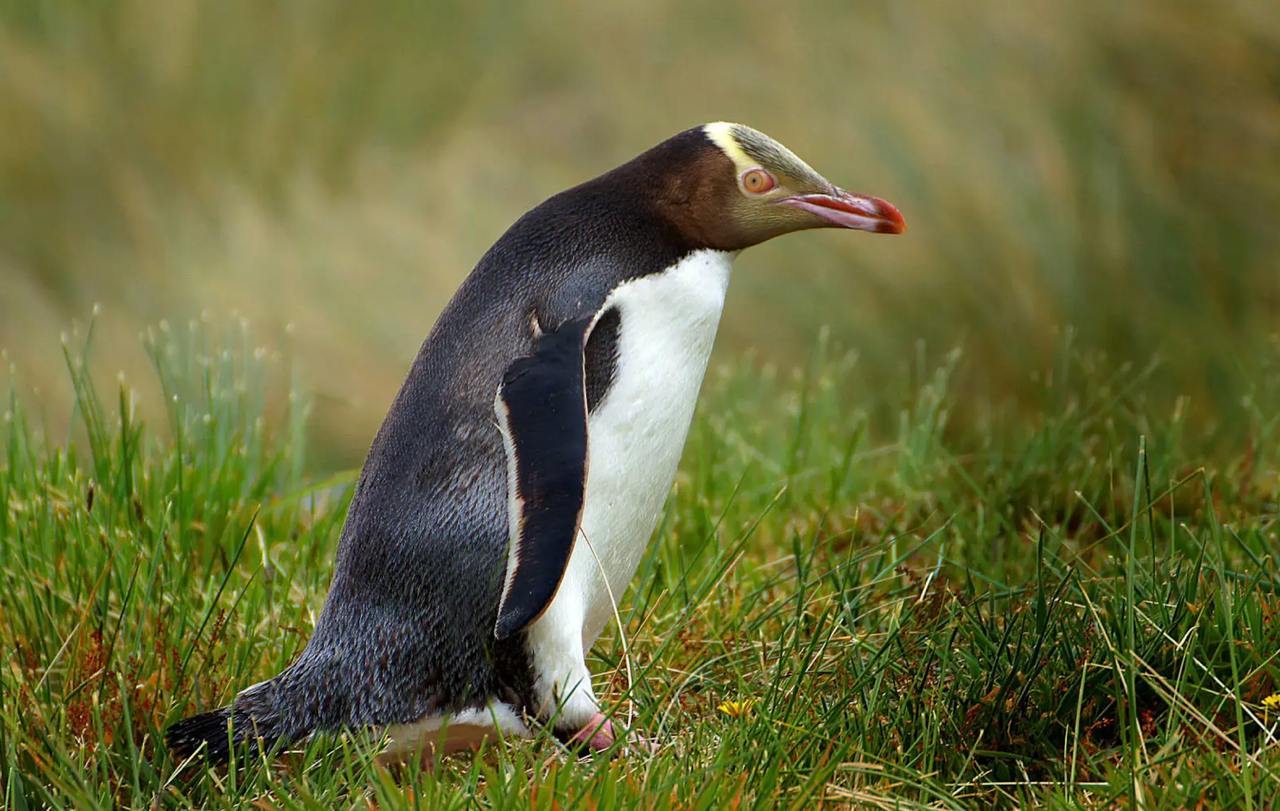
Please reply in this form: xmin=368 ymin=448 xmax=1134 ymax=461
xmin=3 ymin=0 xmax=1279 ymax=807
xmin=2 ymin=324 xmax=1278 ymax=808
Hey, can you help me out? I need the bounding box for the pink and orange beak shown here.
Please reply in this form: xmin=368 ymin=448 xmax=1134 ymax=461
xmin=779 ymin=189 xmax=907 ymax=235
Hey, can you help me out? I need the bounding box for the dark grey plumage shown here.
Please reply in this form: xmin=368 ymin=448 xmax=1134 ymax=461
xmin=167 ymin=128 xmax=715 ymax=761
xmin=165 ymin=120 xmax=907 ymax=762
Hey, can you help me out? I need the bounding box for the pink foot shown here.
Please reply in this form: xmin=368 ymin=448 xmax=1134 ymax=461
xmin=566 ymin=713 xmax=658 ymax=755
xmin=567 ymin=712 xmax=616 ymax=751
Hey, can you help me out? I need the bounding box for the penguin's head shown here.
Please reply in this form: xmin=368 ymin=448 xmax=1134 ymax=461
xmin=644 ymin=122 xmax=906 ymax=252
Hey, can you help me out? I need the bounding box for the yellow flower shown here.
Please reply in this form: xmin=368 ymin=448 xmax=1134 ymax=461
xmin=717 ymin=698 xmax=758 ymax=718
xmin=1262 ymin=693 xmax=1280 ymax=710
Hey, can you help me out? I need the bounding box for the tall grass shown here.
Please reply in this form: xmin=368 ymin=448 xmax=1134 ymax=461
xmin=2 ymin=2 xmax=1278 ymax=805
xmin=2 ymin=323 xmax=1277 ymax=807
xmin=1 ymin=0 xmax=1276 ymax=464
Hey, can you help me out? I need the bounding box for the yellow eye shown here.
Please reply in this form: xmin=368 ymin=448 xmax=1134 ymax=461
xmin=741 ymin=168 xmax=776 ymax=195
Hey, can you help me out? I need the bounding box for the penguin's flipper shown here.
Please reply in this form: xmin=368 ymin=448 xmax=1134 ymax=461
xmin=493 ymin=316 xmax=593 ymax=640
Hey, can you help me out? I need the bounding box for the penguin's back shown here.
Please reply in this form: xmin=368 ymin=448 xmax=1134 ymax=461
xmin=266 ymin=166 xmax=697 ymax=730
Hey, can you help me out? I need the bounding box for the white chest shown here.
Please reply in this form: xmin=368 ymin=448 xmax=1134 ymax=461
xmin=572 ymin=249 xmax=733 ymax=642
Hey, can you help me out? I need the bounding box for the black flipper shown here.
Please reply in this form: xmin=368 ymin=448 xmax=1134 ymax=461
xmin=493 ymin=316 xmax=593 ymax=640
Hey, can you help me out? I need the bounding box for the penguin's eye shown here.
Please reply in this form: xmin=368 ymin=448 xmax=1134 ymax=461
xmin=741 ymin=168 xmax=776 ymax=195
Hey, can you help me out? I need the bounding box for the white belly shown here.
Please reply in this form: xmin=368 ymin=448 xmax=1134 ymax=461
xmin=567 ymin=249 xmax=733 ymax=645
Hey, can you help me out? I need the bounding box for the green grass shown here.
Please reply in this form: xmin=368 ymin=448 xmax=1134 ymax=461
xmin=3 ymin=2 xmax=1277 ymax=806
xmin=3 ymin=322 xmax=1278 ymax=809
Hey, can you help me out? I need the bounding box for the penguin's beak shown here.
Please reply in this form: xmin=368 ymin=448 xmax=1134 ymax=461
xmin=779 ymin=189 xmax=907 ymax=235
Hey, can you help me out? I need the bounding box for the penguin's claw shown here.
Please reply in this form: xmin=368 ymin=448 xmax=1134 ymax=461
xmin=628 ymin=732 xmax=660 ymax=755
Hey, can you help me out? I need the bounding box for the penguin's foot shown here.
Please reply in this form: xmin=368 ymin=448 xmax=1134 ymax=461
xmin=567 ymin=713 xmax=615 ymax=751
xmin=380 ymin=703 xmax=530 ymax=768
xmin=377 ymin=722 xmax=492 ymax=769
xmin=564 ymin=713 xmax=658 ymax=756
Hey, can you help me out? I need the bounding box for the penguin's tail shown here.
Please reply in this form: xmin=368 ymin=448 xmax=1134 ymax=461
xmin=166 ymin=707 xmax=238 ymax=763
xmin=166 ymin=682 xmax=291 ymax=764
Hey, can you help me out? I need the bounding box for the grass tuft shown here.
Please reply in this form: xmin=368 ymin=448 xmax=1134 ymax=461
xmin=2 ymin=322 xmax=1278 ymax=808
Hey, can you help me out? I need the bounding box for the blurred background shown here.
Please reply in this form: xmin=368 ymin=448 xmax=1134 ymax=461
xmin=1 ymin=0 xmax=1277 ymax=469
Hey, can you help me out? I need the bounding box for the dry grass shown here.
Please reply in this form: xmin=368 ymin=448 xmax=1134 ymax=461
xmin=3 ymin=3 xmax=1280 ymax=807
xmin=2 ymin=0 xmax=1277 ymax=464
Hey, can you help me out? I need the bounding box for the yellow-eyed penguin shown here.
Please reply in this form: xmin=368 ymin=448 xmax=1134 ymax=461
xmin=167 ymin=122 xmax=906 ymax=762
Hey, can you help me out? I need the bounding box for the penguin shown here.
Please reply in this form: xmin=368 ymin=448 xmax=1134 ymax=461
xmin=166 ymin=122 xmax=906 ymax=763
